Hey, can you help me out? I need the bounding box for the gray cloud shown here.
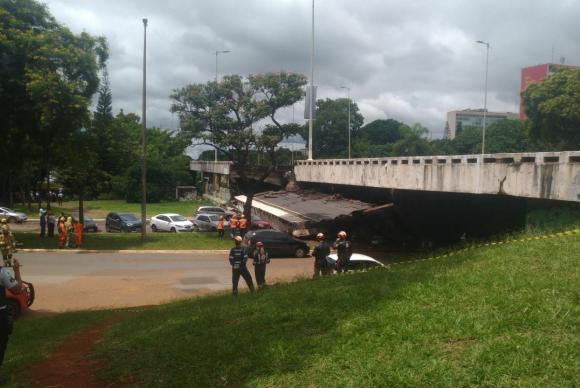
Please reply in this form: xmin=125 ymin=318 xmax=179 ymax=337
xmin=44 ymin=0 xmax=580 ymax=138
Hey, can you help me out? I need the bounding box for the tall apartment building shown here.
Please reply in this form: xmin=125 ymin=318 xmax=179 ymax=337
xmin=445 ymin=109 xmax=518 ymax=139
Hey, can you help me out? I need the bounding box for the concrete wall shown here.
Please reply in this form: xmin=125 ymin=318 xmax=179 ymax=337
xmin=295 ymin=151 xmax=580 ymax=202
xmin=189 ymin=161 xmax=232 ymax=175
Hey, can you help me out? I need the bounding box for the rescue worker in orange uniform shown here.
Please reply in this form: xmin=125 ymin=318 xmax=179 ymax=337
xmin=57 ymin=217 xmax=66 ymax=249
xmin=239 ymin=214 xmax=248 ymax=237
xmin=73 ymin=218 xmax=83 ymax=247
xmin=217 ymin=216 xmax=225 ymax=239
xmin=229 ymin=215 xmax=239 ymax=237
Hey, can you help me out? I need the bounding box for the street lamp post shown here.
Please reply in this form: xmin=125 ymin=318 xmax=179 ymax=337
xmin=141 ymin=18 xmax=148 ymax=242
xmin=308 ymin=0 xmax=315 ymax=160
xmin=476 ymin=40 xmax=490 ymax=155
xmin=214 ymin=50 xmax=230 ymax=162
xmin=340 ymin=86 xmax=351 ymax=159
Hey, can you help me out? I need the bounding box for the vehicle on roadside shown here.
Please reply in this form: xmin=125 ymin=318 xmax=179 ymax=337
xmin=105 ymin=212 xmax=142 ymax=233
xmin=195 ymin=206 xmax=228 ymax=216
xmin=326 ymin=253 xmax=385 ymax=271
xmin=0 ymin=207 xmax=28 ymax=223
xmin=73 ymin=214 xmax=98 ymax=232
xmin=244 ymin=229 xmax=309 ymax=258
xmin=151 ymin=213 xmax=194 ymax=233
xmin=4 ymin=268 xmax=35 ymax=320
xmin=192 ymin=213 xmax=227 ymax=232
xmin=250 ymin=215 xmax=272 ymax=230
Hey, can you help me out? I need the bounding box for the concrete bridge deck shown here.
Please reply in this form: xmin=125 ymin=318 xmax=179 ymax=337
xmin=294 ymin=151 xmax=580 ymax=202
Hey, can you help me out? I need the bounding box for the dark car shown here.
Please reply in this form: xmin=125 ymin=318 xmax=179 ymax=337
xmin=105 ymin=212 xmax=142 ymax=233
xmin=244 ymin=229 xmax=309 ymax=258
xmin=73 ymin=214 xmax=98 ymax=232
xmin=250 ymin=215 xmax=272 ymax=230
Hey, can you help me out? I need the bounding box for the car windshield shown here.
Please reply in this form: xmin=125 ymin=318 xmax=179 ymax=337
xmin=208 ymin=215 xmax=220 ymax=221
xmin=170 ymin=215 xmax=187 ymax=222
xmin=119 ymin=214 xmax=138 ymax=221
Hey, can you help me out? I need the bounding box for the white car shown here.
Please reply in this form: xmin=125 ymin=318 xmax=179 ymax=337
xmin=150 ymin=213 xmax=193 ymax=233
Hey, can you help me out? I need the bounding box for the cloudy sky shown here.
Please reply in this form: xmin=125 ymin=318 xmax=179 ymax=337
xmin=44 ymin=0 xmax=580 ymax=138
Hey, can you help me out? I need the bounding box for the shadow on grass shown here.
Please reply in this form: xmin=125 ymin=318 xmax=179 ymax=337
xmin=95 ymin=251 xmax=474 ymax=387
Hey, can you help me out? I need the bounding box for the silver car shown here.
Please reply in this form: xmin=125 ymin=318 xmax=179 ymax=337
xmin=0 ymin=207 xmax=28 ymax=223
xmin=192 ymin=213 xmax=226 ymax=232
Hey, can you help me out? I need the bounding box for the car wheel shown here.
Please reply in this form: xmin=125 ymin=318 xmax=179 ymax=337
xmin=151 ymin=224 xmax=158 ymax=232
xmin=193 ymin=225 xmax=199 ymax=232
xmin=5 ymin=299 xmax=20 ymax=321
xmin=294 ymin=247 xmax=307 ymax=258
xmin=170 ymin=227 xmax=176 ymax=233
xmin=8 ymin=217 xmax=16 ymax=224
xmin=105 ymin=225 xmax=110 ymax=233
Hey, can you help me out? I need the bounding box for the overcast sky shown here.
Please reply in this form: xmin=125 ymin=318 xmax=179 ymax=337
xmin=44 ymin=0 xmax=580 ymax=138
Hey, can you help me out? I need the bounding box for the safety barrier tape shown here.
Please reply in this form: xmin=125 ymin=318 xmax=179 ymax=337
xmin=388 ymin=227 xmax=580 ymax=267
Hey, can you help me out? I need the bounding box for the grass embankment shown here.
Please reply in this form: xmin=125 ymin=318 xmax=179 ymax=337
xmin=8 ymin=232 xmax=580 ymax=386
xmin=15 ymin=232 xmax=232 ymax=250
xmin=13 ymin=199 xmax=211 ymax=218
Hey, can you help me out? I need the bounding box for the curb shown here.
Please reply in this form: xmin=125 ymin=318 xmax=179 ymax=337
xmin=20 ymin=249 xmax=231 ymax=254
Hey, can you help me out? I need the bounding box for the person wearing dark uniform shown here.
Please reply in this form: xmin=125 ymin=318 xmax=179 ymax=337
xmin=0 ymin=258 xmax=22 ymax=370
xmin=333 ymin=231 xmax=352 ymax=274
xmin=313 ymin=233 xmax=331 ymax=277
xmin=252 ymin=242 xmax=270 ymax=289
xmin=229 ymin=236 xmax=254 ymax=295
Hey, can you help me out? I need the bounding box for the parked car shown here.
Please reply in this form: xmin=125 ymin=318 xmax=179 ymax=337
xmin=0 ymin=207 xmax=28 ymax=223
xmin=4 ymin=267 xmax=35 ymax=320
xmin=151 ymin=213 xmax=194 ymax=233
xmin=326 ymin=253 xmax=385 ymax=271
xmin=250 ymin=215 xmax=272 ymax=230
xmin=105 ymin=212 xmax=142 ymax=233
xmin=195 ymin=206 xmax=228 ymax=216
xmin=192 ymin=213 xmax=226 ymax=232
xmin=73 ymin=214 xmax=98 ymax=232
xmin=244 ymin=229 xmax=309 ymax=258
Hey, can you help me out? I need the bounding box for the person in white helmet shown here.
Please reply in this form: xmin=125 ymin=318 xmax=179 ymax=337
xmin=228 ymin=235 xmax=254 ymax=295
xmin=313 ymin=232 xmax=331 ymax=277
xmin=333 ymin=231 xmax=352 ymax=273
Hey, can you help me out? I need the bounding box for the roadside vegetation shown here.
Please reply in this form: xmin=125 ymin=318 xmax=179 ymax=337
xmin=5 ymin=232 xmax=578 ymax=386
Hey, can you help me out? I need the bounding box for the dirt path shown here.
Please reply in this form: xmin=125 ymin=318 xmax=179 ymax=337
xmin=28 ymin=315 xmax=124 ymax=388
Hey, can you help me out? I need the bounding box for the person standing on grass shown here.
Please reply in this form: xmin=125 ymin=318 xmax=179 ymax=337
xmin=39 ymin=208 xmax=47 ymax=238
xmin=333 ymin=231 xmax=352 ymax=274
xmin=73 ymin=219 xmax=83 ymax=247
xmin=0 ymin=258 xmax=23 ymax=375
xmin=47 ymin=211 xmax=56 ymax=238
xmin=217 ymin=216 xmax=225 ymax=240
xmin=57 ymin=217 xmax=66 ymax=249
xmin=313 ymin=233 xmax=331 ymax=277
xmin=65 ymin=217 xmax=74 ymax=248
xmin=252 ymin=241 xmax=270 ymax=289
xmin=228 ymin=236 xmax=254 ymax=295
xmin=239 ymin=214 xmax=248 ymax=237
xmin=229 ymin=215 xmax=239 ymax=237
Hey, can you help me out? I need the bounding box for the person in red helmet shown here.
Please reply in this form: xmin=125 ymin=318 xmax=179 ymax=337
xmin=313 ymin=232 xmax=331 ymax=277
xmin=333 ymin=231 xmax=352 ymax=273
xmin=252 ymin=241 xmax=270 ymax=289
xmin=228 ymin=235 xmax=254 ymax=295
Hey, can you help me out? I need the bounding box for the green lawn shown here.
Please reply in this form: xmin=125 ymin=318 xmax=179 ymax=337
xmin=13 ymin=199 xmax=212 ymax=218
xmin=15 ymin=231 xmax=233 ymax=250
xmin=6 ymin=232 xmax=579 ymax=386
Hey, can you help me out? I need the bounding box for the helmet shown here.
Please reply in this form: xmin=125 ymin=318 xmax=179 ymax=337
xmin=338 ymin=231 xmax=347 ymax=238
xmin=67 ymin=216 xmax=73 ymax=222
xmin=0 ymin=218 xmax=6 ymax=224
xmin=241 ymin=214 xmax=245 ymax=218
xmin=234 ymin=236 xmax=243 ymax=242
xmin=59 ymin=217 xmax=65 ymax=222
xmin=316 ymin=233 xmax=324 ymax=240
xmin=219 ymin=216 xmax=224 ymax=220
xmin=256 ymin=241 xmax=264 ymax=247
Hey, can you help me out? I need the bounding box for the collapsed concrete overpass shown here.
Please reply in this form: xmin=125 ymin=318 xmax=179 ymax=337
xmin=294 ymin=151 xmax=580 ymax=202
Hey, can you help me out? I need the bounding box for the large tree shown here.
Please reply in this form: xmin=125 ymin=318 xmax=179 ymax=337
xmin=523 ymin=67 xmax=580 ymax=150
xmin=0 ymin=0 xmax=107 ymax=206
xmin=171 ymin=72 xmax=307 ymax=219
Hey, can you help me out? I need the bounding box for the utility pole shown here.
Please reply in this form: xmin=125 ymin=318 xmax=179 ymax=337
xmin=214 ymin=50 xmax=230 ymax=162
xmin=307 ymin=0 xmax=315 ymax=160
xmin=141 ymin=18 xmax=148 ymax=242
xmin=340 ymin=86 xmax=351 ymax=159
xmin=476 ymin=40 xmax=490 ymax=155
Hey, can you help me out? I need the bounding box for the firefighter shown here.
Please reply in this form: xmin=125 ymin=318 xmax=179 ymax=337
xmin=239 ymin=214 xmax=248 ymax=237
xmin=313 ymin=232 xmax=331 ymax=277
xmin=217 ymin=216 xmax=225 ymax=239
xmin=0 ymin=225 xmax=15 ymax=267
xmin=229 ymin=215 xmax=239 ymax=237
xmin=65 ymin=216 xmax=74 ymax=248
xmin=73 ymin=218 xmax=83 ymax=247
xmin=333 ymin=231 xmax=352 ymax=273
xmin=57 ymin=217 xmax=66 ymax=249
xmin=228 ymin=236 xmax=254 ymax=295
xmin=0 ymin=258 xmax=23 ymax=371
xmin=252 ymin=241 xmax=270 ymax=289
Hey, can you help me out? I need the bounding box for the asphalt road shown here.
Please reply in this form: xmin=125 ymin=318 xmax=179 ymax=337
xmin=17 ymin=251 xmax=313 ymax=313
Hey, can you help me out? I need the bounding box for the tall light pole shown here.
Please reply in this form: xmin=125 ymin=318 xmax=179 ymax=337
xmin=214 ymin=50 xmax=230 ymax=162
xmin=141 ymin=18 xmax=148 ymax=242
xmin=307 ymin=0 xmax=315 ymax=160
xmin=476 ymin=40 xmax=490 ymax=155
xmin=340 ymin=86 xmax=351 ymax=159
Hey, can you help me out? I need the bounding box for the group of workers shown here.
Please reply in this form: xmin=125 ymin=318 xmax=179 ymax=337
xmin=0 ymin=219 xmax=16 ymax=267
xmin=217 ymin=214 xmax=248 ymax=240
xmin=56 ymin=216 xmax=83 ymax=249
xmin=227 ymin=230 xmax=353 ymax=295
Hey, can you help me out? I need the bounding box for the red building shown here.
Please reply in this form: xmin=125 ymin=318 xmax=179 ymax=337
xmin=520 ymin=63 xmax=578 ymax=120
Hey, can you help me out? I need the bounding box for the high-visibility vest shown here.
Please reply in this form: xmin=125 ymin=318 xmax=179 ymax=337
xmin=239 ymin=218 xmax=247 ymax=229
xmin=230 ymin=218 xmax=238 ymax=228
xmin=217 ymin=220 xmax=224 ymax=230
